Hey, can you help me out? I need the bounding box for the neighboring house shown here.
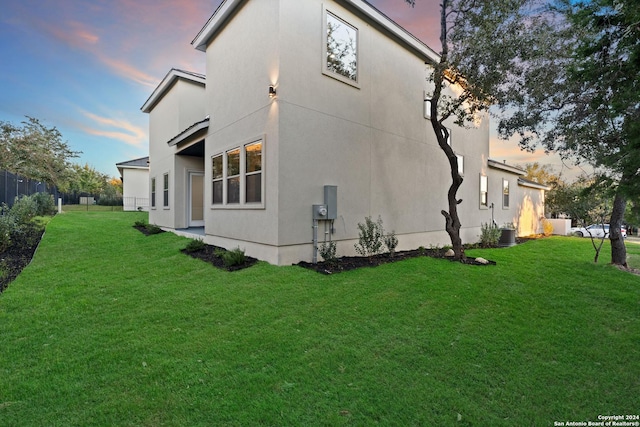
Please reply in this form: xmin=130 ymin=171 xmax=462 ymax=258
xmin=487 ymin=160 xmax=550 ymax=236
xmin=116 ymin=157 xmax=150 ymax=211
xmin=141 ymin=0 xmax=548 ymax=265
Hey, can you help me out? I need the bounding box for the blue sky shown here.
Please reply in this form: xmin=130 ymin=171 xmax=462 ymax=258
xmin=0 ymin=0 xmax=569 ymax=178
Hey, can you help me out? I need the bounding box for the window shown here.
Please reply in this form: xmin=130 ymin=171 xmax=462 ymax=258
xmin=424 ymin=98 xmax=432 ymax=119
xmin=227 ymin=148 xmax=240 ymax=204
xmin=211 ymin=139 xmax=264 ymax=208
xmin=163 ymin=173 xmax=169 ymax=208
xmin=480 ymin=175 xmax=488 ymax=208
xmin=212 ymin=155 xmax=223 ymax=204
xmin=151 ymin=178 xmax=156 ymax=208
xmin=324 ymin=11 xmax=358 ymax=84
xmin=503 ymin=179 xmax=510 ymax=209
xmin=245 ymin=141 xmax=262 ymax=203
xmin=456 ymin=154 xmax=464 ymax=176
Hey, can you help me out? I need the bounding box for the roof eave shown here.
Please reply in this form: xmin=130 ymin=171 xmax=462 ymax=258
xmin=488 ymin=159 xmax=526 ymax=176
xmin=167 ymin=118 xmax=210 ymax=147
xmin=190 ymin=0 xmax=440 ymax=63
xmin=342 ymin=0 xmax=440 ymax=64
xmin=191 ymin=0 xmax=244 ymax=52
xmin=518 ymin=178 xmax=551 ymax=191
xmin=141 ymin=69 xmax=206 ymax=113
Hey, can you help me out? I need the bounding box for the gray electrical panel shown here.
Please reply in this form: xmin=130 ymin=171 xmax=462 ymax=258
xmin=324 ymin=185 xmax=337 ymax=220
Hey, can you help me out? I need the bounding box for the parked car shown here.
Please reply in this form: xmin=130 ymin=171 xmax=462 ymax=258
xmin=569 ymin=224 xmax=627 ymax=238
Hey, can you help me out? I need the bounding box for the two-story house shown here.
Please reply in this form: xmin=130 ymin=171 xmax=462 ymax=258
xmin=141 ymin=0 xmax=547 ymax=265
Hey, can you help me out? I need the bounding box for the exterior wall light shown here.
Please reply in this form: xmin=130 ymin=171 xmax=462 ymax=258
xmin=269 ymin=85 xmax=276 ymax=97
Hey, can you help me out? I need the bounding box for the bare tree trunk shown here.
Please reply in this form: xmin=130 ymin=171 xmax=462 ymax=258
xmin=609 ymin=190 xmax=627 ymax=267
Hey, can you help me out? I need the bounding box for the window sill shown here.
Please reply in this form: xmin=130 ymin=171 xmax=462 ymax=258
xmin=211 ymin=203 xmax=265 ymax=210
xmin=322 ymin=70 xmax=360 ymax=89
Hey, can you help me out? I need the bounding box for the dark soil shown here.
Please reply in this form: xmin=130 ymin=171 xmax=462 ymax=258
xmin=0 ymin=225 xmax=45 ymax=294
xmin=297 ymin=247 xmax=496 ymax=275
xmin=133 ymin=224 xmax=165 ymax=236
xmin=180 ymin=245 xmax=259 ymax=272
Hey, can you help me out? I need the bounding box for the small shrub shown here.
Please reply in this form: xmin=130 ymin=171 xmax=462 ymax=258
xmin=31 ymin=192 xmax=56 ymax=216
xmin=542 ymin=218 xmax=553 ymax=236
xmin=0 ymin=214 xmax=15 ymax=253
xmin=220 ymin=247 xmax=246 ymax=267
xmin=184 ymin=238 xmax=206 ymax=253
xmin=145 ymin=224 xmax=163 ymax=235
xmin=384 ymin=230 xmax=398 ymax=257
xmin=319 ymin=241 xmax=337 ymax=263
xmin=10 ymin=195 xmax=38 ymax=225
xmin=479 ymin=222 xmax=501 ymax=248
xmin=134 ymin=219 xmax=147 ymax=228
xmin=417 ymin=246 xmax=426 ymax=256
xmin=354 ymin=216 xmax=386 ymax=259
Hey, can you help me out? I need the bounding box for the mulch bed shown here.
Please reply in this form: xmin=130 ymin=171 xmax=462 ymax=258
xmin=180 ymin=245 xmax=259 ymax=272
xmin=0 ymin=225 xmax=45 ymax=294
xmin=297 ymin=247 xmax=496 ymax=275
xmin=133 ymin=224 xmax=165 ymax=236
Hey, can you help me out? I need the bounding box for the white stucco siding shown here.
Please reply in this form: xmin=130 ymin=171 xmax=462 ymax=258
xmin=122 ymin=168 xmax=149 ymax=211
xmin=202 ymin=0 xmax=280 ymax=249
xmin=274 ymin=0 xmax=491 ymax=255
xmin=147 ymin=78 xmax=206 ymax=229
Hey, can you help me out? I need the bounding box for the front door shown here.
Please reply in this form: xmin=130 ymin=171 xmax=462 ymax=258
xmin=189 ymin=172 xmax=204 ymax=227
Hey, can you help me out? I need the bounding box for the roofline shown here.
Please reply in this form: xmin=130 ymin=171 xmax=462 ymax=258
xmin=191 ymin=0 xmax=242 ymax=52
xmin=141 ymin=69 xmax=206 ymax=113
xmin=488 ymin=159 xmax=526 ymax=176
xmin=518 ymin=178 xmax=551 ymax=191
xmin=116 ymin=156 xmax=149 ymax=166
xmin=191 ymin=0 xmax=440 ymax=63
xmin=167 ymin=117 xmax=210 ymax=147
xmin=343 ymin=0 xmax=439 ymax=63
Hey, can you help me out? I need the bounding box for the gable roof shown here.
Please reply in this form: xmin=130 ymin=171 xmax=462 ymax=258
xmin=191 ymin=0 xmax=440 ymax=63
xmin=140 ymin=68 xmax=206 ymax=113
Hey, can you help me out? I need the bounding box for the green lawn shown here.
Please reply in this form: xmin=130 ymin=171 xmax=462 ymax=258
xmin=1 ymin=212 xmax=638 ymax=426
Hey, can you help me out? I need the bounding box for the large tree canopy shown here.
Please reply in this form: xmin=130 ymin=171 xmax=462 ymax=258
xmin=0 ymin=116 xmax=79 ymax=186
xmin=495 ymin=0 xmax=640 ymax=266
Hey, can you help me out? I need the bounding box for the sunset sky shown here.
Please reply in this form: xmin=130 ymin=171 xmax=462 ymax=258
xmin=0 ymin=0 xmax=577 ymax=179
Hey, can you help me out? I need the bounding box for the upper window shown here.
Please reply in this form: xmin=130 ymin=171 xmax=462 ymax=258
xmin=503 ymin=179 xmax=510 ymax=209
xmin=456 ymin=154 xmax=464 ymax=176
xmin=424 ymin=98 xmax=432 ymax=119
xmin=212 ymin=139 xmax=264 ymax=208
xmin=324 ymin=11 xmax=358 ymax=85
xmin=480 ymin=175 xmax=488 ymax=208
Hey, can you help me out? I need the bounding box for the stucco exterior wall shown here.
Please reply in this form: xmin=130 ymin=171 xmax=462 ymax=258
xmin=148 ymin=78 xmax=206 ymax=228
xmin=202 ymin=0 xmax=280 ymax=263
xmin=487 ymin=166 xmax=546 ymax=236
xmin=271 ymin=0 xmax=490 ymax=262
xmin=122 ymin=167 xmax=149 ymax=211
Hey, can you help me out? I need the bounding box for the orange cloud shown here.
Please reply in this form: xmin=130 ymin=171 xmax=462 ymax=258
xmin=81 ymin=111 xmax=147 ymax=147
